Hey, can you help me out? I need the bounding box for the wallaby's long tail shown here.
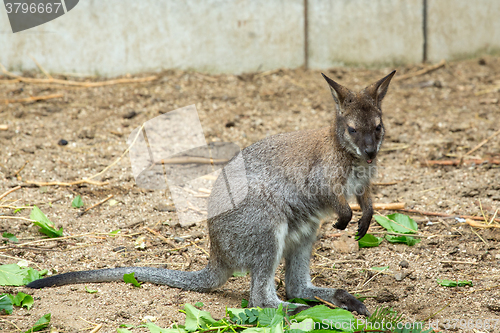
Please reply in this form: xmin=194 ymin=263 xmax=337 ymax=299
xmin=27 ymin=264 xmax=227 ymax=292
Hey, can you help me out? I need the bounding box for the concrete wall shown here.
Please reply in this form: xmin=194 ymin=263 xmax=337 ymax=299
xmin=427 ymin=0 xmax=500 ymax=62
xmin=1 ymin=0 xmax=499 ymax=76
xmin=308 ymin=0 xmax=423 ymax=68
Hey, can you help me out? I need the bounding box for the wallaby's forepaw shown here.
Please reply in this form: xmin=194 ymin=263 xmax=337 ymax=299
xmin=355 ymin=217 xmax=371 ymax=240
xmin=333 ymin=289 xmax=370 ymax=317
xmin=334 ymin=211 xmax=352 ymax=230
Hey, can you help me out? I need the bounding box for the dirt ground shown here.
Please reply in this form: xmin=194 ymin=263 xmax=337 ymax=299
xmin=1 ymin=56 xmax=500 ymax=332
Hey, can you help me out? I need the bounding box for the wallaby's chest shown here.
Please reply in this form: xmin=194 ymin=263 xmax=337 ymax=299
xmin=344 ymin=163 xmax=374 ymax=198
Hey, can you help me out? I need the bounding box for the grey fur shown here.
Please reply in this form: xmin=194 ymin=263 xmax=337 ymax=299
xmin=27 ymin=72 xmax=396 ymax=317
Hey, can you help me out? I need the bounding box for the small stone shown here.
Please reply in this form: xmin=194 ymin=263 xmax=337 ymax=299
xmin=395 ymin=272 xmax=404 ymax=281
xmin=478 ymin=58 xmax=487 ymax=65
xmin=58 ymin=139 xmax=68 ymax=146
xmin=174 ymin=237 xmax=185 ymax=243
xmin=495 ymin=254 xmax=500 ymax=260
xmin=225 ymin=121 xmax=236 ymax=127
xmin=399 ymin=260 xmax=409 ymax=268
xmin=123 ymin=111 xmax=138 ymax=119
xmin=486 ymin=303 xmax=500 ymax=313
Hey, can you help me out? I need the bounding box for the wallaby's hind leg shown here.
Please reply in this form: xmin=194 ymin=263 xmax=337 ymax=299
xmin=284 ymin=234 xmax=369 ymax=316
xmin=248 ymin=224 xmax=286 ymax=309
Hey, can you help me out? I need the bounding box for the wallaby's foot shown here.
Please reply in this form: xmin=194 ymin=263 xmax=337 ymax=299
xmin=355 ymin=215 xmax=371 ymax=240
xmin=332 ymin=289 xmax=370 ymax=316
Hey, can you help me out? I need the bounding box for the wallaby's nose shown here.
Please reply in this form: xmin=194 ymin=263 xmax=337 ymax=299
xmin=365 ymin=147 xmax=377 ymax=160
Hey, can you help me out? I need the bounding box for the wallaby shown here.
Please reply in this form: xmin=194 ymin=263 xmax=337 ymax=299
xmin=28 ymin=71 xmax=396 ymax=317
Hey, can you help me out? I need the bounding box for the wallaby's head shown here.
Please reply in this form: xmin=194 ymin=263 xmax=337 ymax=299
xmin=321 ymin=71 xmax=396 ymax=164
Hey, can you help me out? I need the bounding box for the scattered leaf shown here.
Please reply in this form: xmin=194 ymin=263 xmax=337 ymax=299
xmin=241 ymin=298 xmax=249 ymax=308
xmin=358 ymin=234 xmax=383 ymax=248
xmin=2 ymin=232 xmax=18 ymax=243
xmin=374 ymin=213 xmax=418 ymax=234
xmin=30 ymin=206 xmax=63 ymax=238
xmin=7 ymin=292 xmax=34 ymax=310
xmin=232 ymin=271 xmax=248 ymax=277
xmin=23 ymin=313 xmax=51 ymax=333
xmin=109 ymin=229 xmax=121 ymax=235
xmin=85 ymin=286 xmax=98 ymax=294
xmin=194 ymin=301 xmax=204 ymax=308
xmin=0 ymin=294 xmax=13 ymax=314
xmin=123 ymin=272 xmax=141 ymax=287
xmin=385 ymin=234 xmax=421 ymax=246
xmin=109 ymin=199 xmax=119 ymax=206
xmin=371 ymin=266 xmax=389 ymax=271
xmin=437 ymin=279 xmax=473 ymax=287
xmin=71 ymin=195 xmax=84 ymax=208
xmin=144 ymin=322 xmax=187 ymax=333
xmin=183 ymin=303 xmax=217 ymax=331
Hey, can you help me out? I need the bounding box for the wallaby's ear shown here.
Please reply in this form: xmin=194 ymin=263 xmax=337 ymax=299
xmin=322 ymin=73 xmax=350 ymax=113
xmin=365 ymin=70 xmax=396 ymax=108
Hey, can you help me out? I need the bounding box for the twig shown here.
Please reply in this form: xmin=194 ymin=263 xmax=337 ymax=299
xmin=0 ymin=63 xmax=157 ymax=87
xmin=398 ymin=208 xmax=500 ymax=223
xmin=465 ymin=219 xmax=500 ymax=229
xmin=422 ymin=301 xmax=452 ymax=322
xmin=350 ymin=202 xmax=405 ymax=211
xmin=464 ymin=128 xmax=500 ymax=158
xmin=89 ymin=323 xmax=103 ymax=333
xmin=1 ymin=93 xmax=63 ymax=104
xmin=25 ymin=179 xmax=109 ymax=187
xmin=422 ymin=158 xmax=500 ymax=166
xmin=475 ymin=85 xmax=500 ymax=96
xmin=30 ymin=55 xmax=52 ymax=79
xmin=372 ymin=182 xmax=398 ymax=186
xmin=78 ymin=194 xmax=113 ymax=217
xmin=191 ymin=241 xmax=209 ymax=256
xmin=394 ymin=59 xmax=446 ymax=81
xmin=314 ymin=296 xmax=338 ymax=308
xmin=0 ymin=216 xmax=35 ymax=222
xmin=87 ymin=124 xmax=144 ymax=180
xmin=440 ymin=260 xmax=477 ymax=265
xmin=167 ymin=239 xmax=203 ymax=252
xmin=0 ymin=185 xmax=21 ymax=200
xmin=362 ymin=268 xmax=387 ymax=288
xmin=13 ymin=161 xmax=28 ymax=180
xmin=489 ymin=209 xmax=499 ymax=225
xmin=145 ymin=227 xmax=177 ymax=247
xmin=0 ymin=124 xmax=8 ymax=131
xmin=369 ymin=231 xmax=441 ymax=238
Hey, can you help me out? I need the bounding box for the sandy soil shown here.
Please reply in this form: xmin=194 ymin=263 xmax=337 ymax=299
xmin=0 ymin=56 xmax=499 ymax=332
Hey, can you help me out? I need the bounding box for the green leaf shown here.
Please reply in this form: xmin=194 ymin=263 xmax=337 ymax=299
xmin=437 ymin=279 xmax=473 ymax=287
xmin=144 ymin=322 xmax=187 ymax=333
xmin=23 ymin=313 xmax=51 ymax=333
xmin=71 ymin=195 xmax=84 ymax=208
xmin=23 ymin=267 xmax=47 ymax=285
xmin=2 ymin=232 xmax=18 ymax=243
xmin=290 ymin=305 xmax=357 ymax=331
xmin=194 ymin=301 xmax=204 ymax=308
xmin=371 ymin=266 xmax=389 ymax=271
xmin=358 ymin=234 xmax=383 ymax=248
xmin=241 ymin=298 xmax=249 ymax=308
xmin=385 ymin=235 xmax=421 ymax=246
xmin=109 ymin=229 xmax=121 ymax=235
xmin=0 ymin=294 xmax=13 ymax=314
xmin=374 ymin=213 xmax=418 ymax=234
xmin=0 ymin=264 xmax=28 ymax=286
xmin=9 ymin=292 xmax=34 ymax=310
xmin=85 ymin=286 xmax=98 ymax=294
xmin=184 ymin=303 xmax=217 ymax=331
xmin=123 ymin=272 xmax=141 ymax=287
xmin=30 ymin=206 xmax=63 ymax=238
xmin=233 ymin=271 xmax=248 ymax=277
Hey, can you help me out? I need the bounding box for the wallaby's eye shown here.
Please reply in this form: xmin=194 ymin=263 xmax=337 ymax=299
xmin=376 ymin=124 xmax=382 ymax=131
xmin=347 ymin=126 xmax=356 ymax=134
